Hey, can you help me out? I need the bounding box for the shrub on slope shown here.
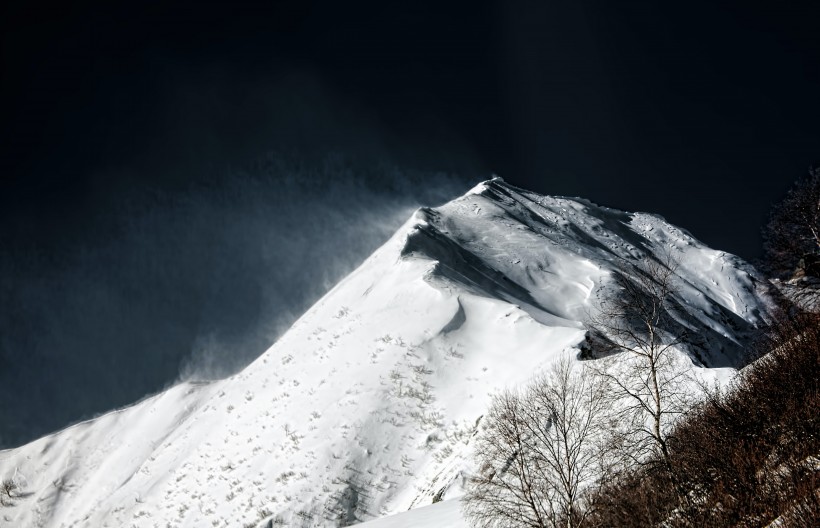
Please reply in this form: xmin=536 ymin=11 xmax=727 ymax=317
xmin=586 ymin=312 xmax=820 ymax=527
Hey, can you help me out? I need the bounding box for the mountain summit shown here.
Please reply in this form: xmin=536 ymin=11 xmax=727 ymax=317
xmin=0 ymin=179 xmax=774 ymax=527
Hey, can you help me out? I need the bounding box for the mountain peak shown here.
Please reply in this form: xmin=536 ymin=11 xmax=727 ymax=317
xmin=0 ymin=182 xmax=774 ymax=527
xmin=402 ymin=180 xmax=770 ymax=365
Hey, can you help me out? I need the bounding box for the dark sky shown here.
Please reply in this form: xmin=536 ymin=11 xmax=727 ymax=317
xmin=1 ymin=1 xmax=819 ymax=447
xmin=3 ymin=1 xmax=820 ymax=255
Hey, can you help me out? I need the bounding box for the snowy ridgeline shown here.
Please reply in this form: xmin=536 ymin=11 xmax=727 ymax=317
xmin=0 ymin=179 xmax=774 ymax=527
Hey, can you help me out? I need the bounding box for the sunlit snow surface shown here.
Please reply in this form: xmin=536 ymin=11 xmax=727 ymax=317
xmin=357 ymin=499 xmax=467 ymax=528
xmin=0 ymin=179 xmax=775 ymax=527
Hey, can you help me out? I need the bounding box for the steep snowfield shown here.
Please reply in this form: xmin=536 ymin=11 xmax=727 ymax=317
xmin=0 ymin=179 xmax=775 ymax=527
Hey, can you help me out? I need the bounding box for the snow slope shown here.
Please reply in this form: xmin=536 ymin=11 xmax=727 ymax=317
xmin=357 ymin=499 xmax=467 ymax=528
xmin=0 ymin=179 xmax=775 ymax=527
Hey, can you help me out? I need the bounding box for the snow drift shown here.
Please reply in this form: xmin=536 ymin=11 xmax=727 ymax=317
xmin=0 ymin=179 xmax=774 ymax=527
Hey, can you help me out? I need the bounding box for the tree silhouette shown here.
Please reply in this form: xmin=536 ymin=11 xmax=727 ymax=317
xmin=463 ymin=357 xmax=610 ymax=528
xmin=762 ymin=167 xmax=820 ymax=280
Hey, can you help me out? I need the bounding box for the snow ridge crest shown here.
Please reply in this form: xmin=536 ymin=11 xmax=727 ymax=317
xmin=0 ymin=180 xmax=774 ymax=528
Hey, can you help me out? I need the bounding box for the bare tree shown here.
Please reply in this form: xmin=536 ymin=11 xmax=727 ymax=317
xmin=761 ymin=167 xmax=820 ymax=311
xmin=762 ymin=167 xmax=820 ymax=280
xmin=584 ymin=311 xmax=820 ymax=527
xmin=585 ymin=255 xmax=694 ymax=472
xmin=463 ymin=357 xmax=609 ymax=528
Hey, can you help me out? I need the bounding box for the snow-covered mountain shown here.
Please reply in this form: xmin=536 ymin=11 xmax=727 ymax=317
xmin=0 ymin=179 xmax=775 ymax=527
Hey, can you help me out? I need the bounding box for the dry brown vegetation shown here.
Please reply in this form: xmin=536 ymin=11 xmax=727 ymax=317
xmin=585 ymin=311 xmax=820 ymax=527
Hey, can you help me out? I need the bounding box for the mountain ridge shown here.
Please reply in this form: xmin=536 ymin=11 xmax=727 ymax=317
xmin=0 ymin=179 xmax=774 ymax=527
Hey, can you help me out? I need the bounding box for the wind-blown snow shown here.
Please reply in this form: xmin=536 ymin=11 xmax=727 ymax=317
xmin=0 ymin=179 xmax=774 ymax=527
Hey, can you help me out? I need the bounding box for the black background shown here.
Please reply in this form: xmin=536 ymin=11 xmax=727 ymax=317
xmin=1 ymin=0 xmax=819 ymax=447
